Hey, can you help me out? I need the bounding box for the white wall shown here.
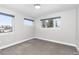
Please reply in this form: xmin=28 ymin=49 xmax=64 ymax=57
xmin=76 ymin=7 xmax=79 ymax=49
xmin=0 ymin=6 xmax=77 ymax=49
xmin=35 ymin=9 xmax=77 ymax=46
xmin=0 ymin=6 xmax=34 ymax=48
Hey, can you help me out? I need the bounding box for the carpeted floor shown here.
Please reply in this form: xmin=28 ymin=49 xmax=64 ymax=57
xmin=0 ymin=38 xmax=78 ymax=55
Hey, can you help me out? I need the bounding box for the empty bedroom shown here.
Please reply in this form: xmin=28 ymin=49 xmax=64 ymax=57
xmin=0 ymin=4 xmax=79 ymax=55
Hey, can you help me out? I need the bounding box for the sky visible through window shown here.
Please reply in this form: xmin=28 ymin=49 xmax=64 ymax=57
xmin=24 ymin=20 xmax=33 ymax=26
xmin=0 ymin=14 xmax=12 ymax=26
xmin=0 ymin=14 xmax=13 ymax=33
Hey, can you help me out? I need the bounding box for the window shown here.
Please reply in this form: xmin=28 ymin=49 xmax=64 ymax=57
xmin=24 ymin=18 xmax=33 ymax=26
xmin=0 ymin=12 xmax=14 ymax=33
xmin=41 ymin=16 xmax=61 ymax=28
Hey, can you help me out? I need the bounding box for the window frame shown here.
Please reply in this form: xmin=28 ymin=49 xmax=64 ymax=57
xmin=0 ymin=12 xmax=15 ymax=34
xmin=40 ymin=16 xmax=61 ymax=29
xmin=24 ymin=18 xmax=34 ymax=26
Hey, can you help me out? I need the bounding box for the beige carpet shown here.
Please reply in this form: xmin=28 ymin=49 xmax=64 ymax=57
xmin=0 ymin=38 xmax=78 ymax=55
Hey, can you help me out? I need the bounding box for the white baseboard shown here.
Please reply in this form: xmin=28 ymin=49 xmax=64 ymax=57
xmin=34 ymin=37 xmax=77 ymax=47
xmin=75 ymin=46 xmax=79 ymax=52
xmin=0 ymin=37 xmax=33 ymax=50
xmin=0 ymin=37 xmax=77 ymax=52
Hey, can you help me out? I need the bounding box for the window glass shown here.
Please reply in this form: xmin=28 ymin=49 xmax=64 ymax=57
xmin=0 ymin=13 xmax=13 ymax=33
xmin=41 ymin=17 xmax=61 ymax=28
xmin=24 ymin=19 xmax=33 ymax=26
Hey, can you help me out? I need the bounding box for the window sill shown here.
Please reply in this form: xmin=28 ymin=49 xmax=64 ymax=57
xmin=40 ymin=27 xmax=61 ymax=30
xmin=0 ymin=32 xmax=14 ymax=36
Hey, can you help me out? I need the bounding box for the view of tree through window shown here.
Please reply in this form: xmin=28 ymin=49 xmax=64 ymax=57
xmin=47 ymin=19 xmax=54 ymax=28
xmin=41 ymin=17 xmax=61 ymax=28
xmin=41 ymin=19 xmax=54 ymax=28
xmin=0 ymin=13 xmax=13 ymax=33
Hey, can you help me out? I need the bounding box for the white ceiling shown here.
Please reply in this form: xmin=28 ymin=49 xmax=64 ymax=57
xmin=0 ymin=4 xmax=79 ymax=19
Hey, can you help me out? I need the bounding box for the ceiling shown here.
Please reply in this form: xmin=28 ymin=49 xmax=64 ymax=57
xmin=0 ymin=4 xmax=79 ymax=19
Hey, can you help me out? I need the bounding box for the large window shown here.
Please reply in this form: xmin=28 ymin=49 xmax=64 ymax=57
xmin=41 ymin=16 xmax=61 ymax=28
xmin=0 ymin=12 xmax=14 ymax=33
xmin=24 ymin=18 xmax=33 ymax=26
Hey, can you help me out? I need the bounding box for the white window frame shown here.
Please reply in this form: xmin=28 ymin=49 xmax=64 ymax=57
xmin=24 ymin=18 xmax=34 ymax=26
xmin=0 ymin=12 xmax=15 ymax=35
xmin=40 ymin=16 xmax=61 ymax=30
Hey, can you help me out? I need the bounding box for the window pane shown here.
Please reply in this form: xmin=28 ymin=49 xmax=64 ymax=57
xmin=41 ymin=19 xmax=54 ymax=28
xmin=42 ymin=20 xmax=45 ymax=28
xmin=41 ymin=17 xmax=61 ymax=28
xmin=24 ymin=20 xmax=33 ymax=26
xmin=55 ymin=19 xmax=61 ymax=28
xmin=0 ymin=14 xmax=13 ymax=33
xmin=47 ymin=19 xmax=54 ymax=28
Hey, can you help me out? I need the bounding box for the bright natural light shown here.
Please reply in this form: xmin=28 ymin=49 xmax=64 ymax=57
xmin=0 ymin=15 xmax=12 ymax=26
xmin=0 ymin=14 xmax=13 ymax=33
xmin=24 ymin=20 xmax=33 ymax=26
